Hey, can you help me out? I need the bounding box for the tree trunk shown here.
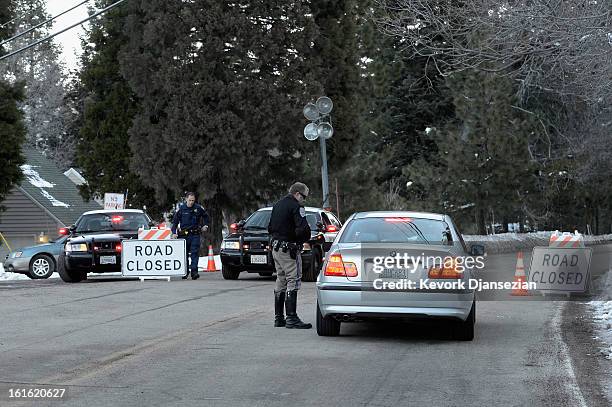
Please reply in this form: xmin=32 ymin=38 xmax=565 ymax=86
xmin=476 ymin=207 xmax=486 ymax=235
xmin=203 ymin=197 xmax=224 ymax=254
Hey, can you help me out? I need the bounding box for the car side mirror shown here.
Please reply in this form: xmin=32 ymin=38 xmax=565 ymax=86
xmin=68 ymin=225 xmax=76 ymax=234
xmin=148 ymin=221 xmax=156 ymax=227
xmin=470 ymin=244 xmax=485 ymax=256
xmin=316 ymin=221 xmax=325 ymax=231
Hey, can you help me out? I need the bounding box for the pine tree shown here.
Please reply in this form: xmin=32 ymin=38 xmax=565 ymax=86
xmin=0 ymin=0 xmax=26 ymax=212
xmin=120 ymin=1 xmax=318 ymax=245
xmin=75 ymin=0 xmax=162 ymax=216
xmin=403 ymin=71 xmax=538 ymax=234
xmin=0 ymin=0 xmax=69 ymax=168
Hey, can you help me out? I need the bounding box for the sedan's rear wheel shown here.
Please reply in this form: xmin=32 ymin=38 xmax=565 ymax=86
xmin=452 ymin=301 xmax=475 ymax=341
xmin=57 ymin=253 xmax=86 ymax=283
xmin=28 ymin=254 xmax=55 ymax=279
xmin=316 ymin=300 xmax=341 ymax=336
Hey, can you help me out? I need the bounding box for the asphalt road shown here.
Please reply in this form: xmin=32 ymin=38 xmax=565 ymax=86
xmin=1 ymin=247 xmax=611 ymax=407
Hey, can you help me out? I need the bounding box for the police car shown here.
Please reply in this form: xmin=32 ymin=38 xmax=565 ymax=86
xmin=57 ymin=209 xmax=154 ymax=283
xmin=220 ymin=207 xmax=342 ymax=281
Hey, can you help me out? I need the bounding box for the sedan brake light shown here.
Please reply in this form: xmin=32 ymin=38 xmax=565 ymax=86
xmin=115 ymin=243 xmax=122 ymax=252
xmin=428 ymin=257 xmax=463 ymax=279
xmin=58 ymin=227 xmax=68 ymax=235
xmin=324 ymin=254 xmax=358 ymax=277
xmin=326 ymin=225 xmax=338 ymax=233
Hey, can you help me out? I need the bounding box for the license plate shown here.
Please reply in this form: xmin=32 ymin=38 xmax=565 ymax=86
xmin=379 ymin=269 xmax=408 ymax=279
xmin=99 ymin=256 xmax=116 ymax=265
xmin=250 ymin=255 xmax=267 ymax=264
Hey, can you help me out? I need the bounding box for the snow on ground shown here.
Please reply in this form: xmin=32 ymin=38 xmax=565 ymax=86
xmin=0 ymin=263 xmax=60 ymax=281
xmin=197 ymin=255 xmax=222 ymax=271
xmin=589 ymin=301 xmax=612 ymax=360
xmin=464 ymin=232 xmax=612 ymax=254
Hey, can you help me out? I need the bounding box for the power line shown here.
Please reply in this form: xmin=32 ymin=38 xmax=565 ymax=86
xmin=0 ymin=0 xmax=91 ymax=47
xmin=0 ymin=0 xmax=128 ymax=62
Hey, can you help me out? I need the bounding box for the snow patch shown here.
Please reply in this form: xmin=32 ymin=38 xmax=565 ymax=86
xmin=21 ymin=164 xmax=54 ymax=188
xmin=40 ymin=190 xmax=70 ymax=208
xmin=589 ymin=300 xmax=612 ymax=360
xmin=20 ymin=164 xmax=70 ymax=208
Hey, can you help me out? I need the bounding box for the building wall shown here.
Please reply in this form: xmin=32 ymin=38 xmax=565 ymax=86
xmin=0 ymin=188 xmax=62 ymax=257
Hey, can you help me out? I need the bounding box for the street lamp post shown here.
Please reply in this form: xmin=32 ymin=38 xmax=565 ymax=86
xmin=303 ymin=96 xmax=334 ymax=209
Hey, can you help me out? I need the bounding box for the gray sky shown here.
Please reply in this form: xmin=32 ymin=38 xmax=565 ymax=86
xmin=45 ymin=0 xmax=89 ymax=70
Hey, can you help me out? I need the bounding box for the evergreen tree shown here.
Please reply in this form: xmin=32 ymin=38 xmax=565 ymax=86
xmin=120 ymin=1 xmax=317 ymax=245
xmin=75 ymin=0 xmax=162 ymax=216
xmin=0 ymin=0 xmax=26 ymax=212
xmin=403 ymin=71 xmax=538 ymax=234
xmin=0 ymin=0 xmax=69 ymax=168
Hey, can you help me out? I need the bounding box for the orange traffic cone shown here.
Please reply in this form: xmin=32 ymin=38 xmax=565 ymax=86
xmin=204 ymin=245 xmax=219 ymax=272
xmin=511 ymin=251 xmax=530 ymax=296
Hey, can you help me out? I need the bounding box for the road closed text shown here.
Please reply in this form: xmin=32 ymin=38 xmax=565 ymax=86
xmin=125 ymin=259 xmax=183 ymax=272
xmin=122 ymin=239 xmax=187 ymax=277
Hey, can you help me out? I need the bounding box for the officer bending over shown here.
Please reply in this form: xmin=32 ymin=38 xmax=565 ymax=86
xmin=269 ymin=182 xmax=312 ymax=329
xmin=171 ymin=192 xmax=210 ymax=280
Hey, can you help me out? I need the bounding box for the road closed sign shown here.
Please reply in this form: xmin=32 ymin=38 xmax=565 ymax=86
xmin=528 ymin=247 xmax=592 ymax=293
xmin=122 ymin=239 xmax=186 ymax=277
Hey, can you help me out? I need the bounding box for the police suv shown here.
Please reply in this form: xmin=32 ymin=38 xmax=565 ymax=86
xmin=57 ymin=209 xmax=154 ymax=283
xmin=220 ymin=207 xmax=342 ymax=281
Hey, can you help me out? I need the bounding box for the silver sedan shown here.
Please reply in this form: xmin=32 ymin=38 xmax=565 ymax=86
xmin=316 ymin=211 xmax=484 ymax=340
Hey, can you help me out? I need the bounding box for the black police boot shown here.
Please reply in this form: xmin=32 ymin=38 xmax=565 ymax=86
xmin=191 ymin=271 xmax=200 ymax=280
xmin=274 ymin=291 xmax=286 ymax=327
xmin=285 ymin=290 xmax=312 ymax=329
xmin=182 ymin=274 xmax=189 ymax=280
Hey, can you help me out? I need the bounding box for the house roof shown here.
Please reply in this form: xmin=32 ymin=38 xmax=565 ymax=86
xmin=19 ymin=147 xmax=102 ymax=226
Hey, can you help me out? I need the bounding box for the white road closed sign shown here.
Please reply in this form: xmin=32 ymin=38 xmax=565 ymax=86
xmin=528 ymin=247 xmax=592 ymax=293
xmin=121 ymin=239 xmax=186 ymax=277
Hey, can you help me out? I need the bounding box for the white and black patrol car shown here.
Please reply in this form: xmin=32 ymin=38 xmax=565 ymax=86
xmin=57 ymin=209 xmax=154 ymax=283
xmin=220 ymin=207 xmax=342 ymax=281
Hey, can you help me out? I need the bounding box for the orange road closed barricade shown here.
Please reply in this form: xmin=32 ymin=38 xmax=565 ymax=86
xmin=138 ymin=227 xmax=172 ymax=240
xmin=549 ymin=230 xmax=584 ymax=248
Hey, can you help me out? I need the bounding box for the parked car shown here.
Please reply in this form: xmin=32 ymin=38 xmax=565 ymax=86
xmin=220 ymin=206 xmax=342 ymax=281
xmin=3 ymin=235 xmax=69 ymax=279
xmin=316 ymin=211 xmax=484 ymax=340
xmin=58 ymin=209 xmax=153 ymax=283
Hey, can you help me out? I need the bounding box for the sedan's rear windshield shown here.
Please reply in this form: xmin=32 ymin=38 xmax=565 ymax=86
xmin=339 ymin=217 xmax=453 ymax=245
xmin=76 ymin=213 xmax=150 ymax=233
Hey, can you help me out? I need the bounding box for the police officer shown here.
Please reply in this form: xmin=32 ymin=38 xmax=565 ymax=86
xmin=268 ymin=182 xmax=312 ymax=329
xmin=171 ymin=192 xmax=210 ymax=280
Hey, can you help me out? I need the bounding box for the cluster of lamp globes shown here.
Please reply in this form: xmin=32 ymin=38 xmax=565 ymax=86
xmin=303 ymin=96 xmax=334 ymax=141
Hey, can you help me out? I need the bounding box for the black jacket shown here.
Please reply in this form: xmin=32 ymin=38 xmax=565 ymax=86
xmin=268 ymin=195 xmax=311 ymax=243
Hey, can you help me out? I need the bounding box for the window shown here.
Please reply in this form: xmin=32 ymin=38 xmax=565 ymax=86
xmin=76 ymin=212 xmax=150 ymax=233
xmin=340 ymin=217 xmax=454 ymax=245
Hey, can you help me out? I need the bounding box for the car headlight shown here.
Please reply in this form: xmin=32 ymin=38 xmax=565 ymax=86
xmin=11 ymin=251 xmax=23 ymax=258
xmin=222 ymin=240 xmax=240 ymax=250
xmin=65 ymin=243 xmax=88 ymax=252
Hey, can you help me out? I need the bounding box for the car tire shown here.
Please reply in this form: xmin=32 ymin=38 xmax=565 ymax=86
xmin=316 ymin=300 xmax=341 ymax=337
xmin=452 ymin=301 xmax=475 ymax=341
xmin=27 ymin=254 xmax=55 ymax=279
xmin=302 ymin=248 xmax=321 ymax=282
xmin=57 ymin=253 xmax=86 ymax=283
xmin=221 ymin=263 xmax=240 ymax=280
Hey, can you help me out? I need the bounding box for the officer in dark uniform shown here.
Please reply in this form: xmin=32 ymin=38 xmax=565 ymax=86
xmin=268 ymin=182 xmax=312 ymax=329
xmin=171 ymin=192 xmax=210 ymax=280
